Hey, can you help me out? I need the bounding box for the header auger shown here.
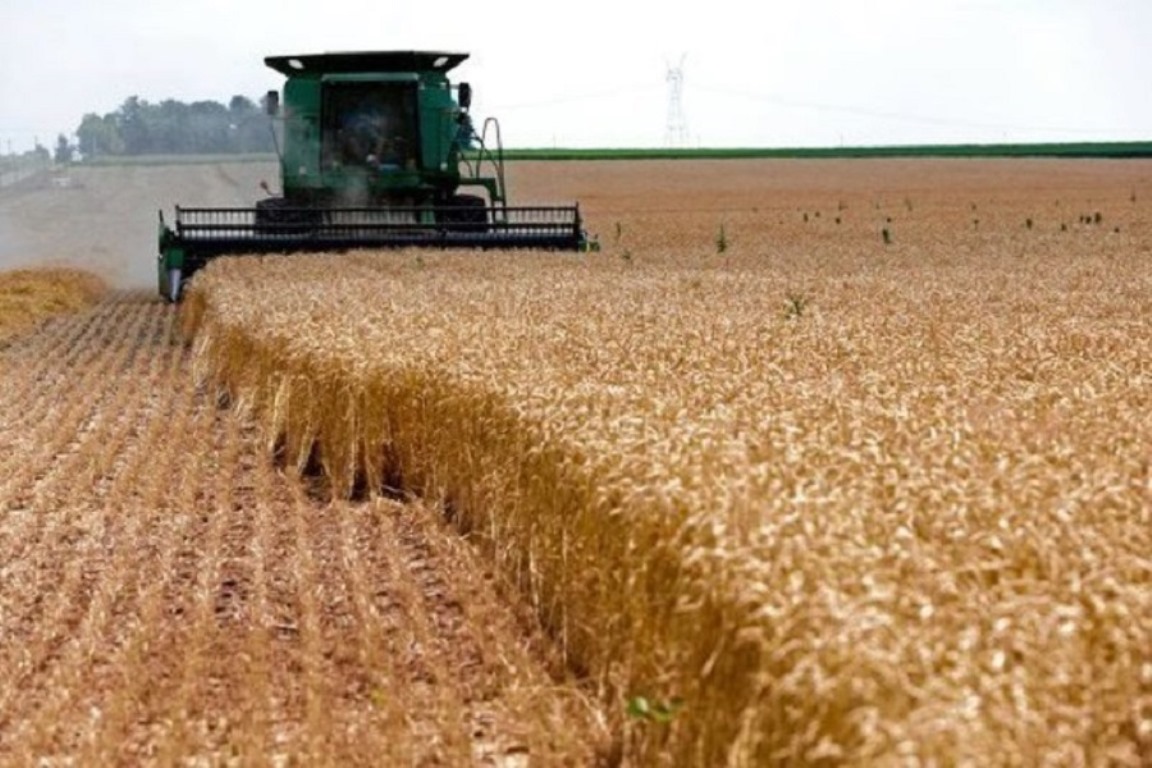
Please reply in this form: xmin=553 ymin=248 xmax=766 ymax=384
xmin=157 ymin=51 xmax=591 ymax=301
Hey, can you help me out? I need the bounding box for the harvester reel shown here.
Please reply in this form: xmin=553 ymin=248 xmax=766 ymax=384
xmin=255 ymin=197 xmax=321 ymax=234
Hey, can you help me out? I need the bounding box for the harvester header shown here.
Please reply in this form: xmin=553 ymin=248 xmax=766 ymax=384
xmin=157 ymin=50 xmax=590 ymax=301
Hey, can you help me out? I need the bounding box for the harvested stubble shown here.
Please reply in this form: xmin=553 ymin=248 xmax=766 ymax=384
xmin=0 ymin=267 xmax=105 ymax=340
xmin=185 ymin=244 xmax=1152 ymax=766
xmin=0 ymin=292 xmax=605 ymax=764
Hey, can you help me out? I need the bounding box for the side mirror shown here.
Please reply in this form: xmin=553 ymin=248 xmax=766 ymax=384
xmin=458 ymin=82 xmax=472 ymax=110
xmin=265 ymin=90 xmax=280 ymax=116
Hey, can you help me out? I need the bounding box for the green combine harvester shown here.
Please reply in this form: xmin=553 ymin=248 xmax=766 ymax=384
xmin=157 ymin=51 xmax=590 ymax=301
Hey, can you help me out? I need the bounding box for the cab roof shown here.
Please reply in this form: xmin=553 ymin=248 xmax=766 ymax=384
xmin=265 ymin=51 xmax=469 ymax=76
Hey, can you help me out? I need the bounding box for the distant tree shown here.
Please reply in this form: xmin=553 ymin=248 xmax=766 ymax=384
xmin=54 ymin=134 xmax=74 ymax=164
xmin=73 ymin=93 xmax=274 ymax=158
xmin=117 ymin=96 xmax=151 ymax=154
xmin=76 ymin=112 xmax=124 ymax=158
xmin=152 ymin=99 xmax=190 ymax=153
xmin=187 ymin=100 xmax=231 ymax=153
xmin=229 ymin=94 xmax=256 ymax=114
xmin=231 ymin=94 xmax=275 ymax=153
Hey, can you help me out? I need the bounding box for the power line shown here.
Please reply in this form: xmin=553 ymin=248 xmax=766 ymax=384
xmin=692 ymin=83 xmax=1138 ymax=137
xmin=489 ymin=84 xmax=659 ymax=112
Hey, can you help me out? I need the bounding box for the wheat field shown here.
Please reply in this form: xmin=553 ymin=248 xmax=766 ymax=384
xmin=2 ymin=158 xmax=1150 ymax=765
xmin=184 ymin=159 xmax=1152 ymax=765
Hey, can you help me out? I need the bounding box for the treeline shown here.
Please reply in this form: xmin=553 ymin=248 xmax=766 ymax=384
xmin=74 ymin=95 xmax=275 ymax=159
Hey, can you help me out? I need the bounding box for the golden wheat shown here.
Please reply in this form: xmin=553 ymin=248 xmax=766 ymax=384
xmin=184 ymin=159 xmax=1152 ymax=766
xmin=0 ymin=267 xmax=105 ymax=340
xmin=183 ymin=239 xmax=1151 ymax=766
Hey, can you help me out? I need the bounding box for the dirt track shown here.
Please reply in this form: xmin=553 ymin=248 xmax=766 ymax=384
xmin=0 ymin=294 xmax=604 ymax=765
xmin=0 ymin=162 xmax=275 ymax=287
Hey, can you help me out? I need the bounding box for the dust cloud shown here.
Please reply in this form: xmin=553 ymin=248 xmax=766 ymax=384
xmin=0 ymin=162 xmax=275 ymax=288
xmin=0 ymin=212 xmax=26 ymax=271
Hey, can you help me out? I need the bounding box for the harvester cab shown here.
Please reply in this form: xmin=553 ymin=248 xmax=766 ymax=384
xmin=157 ymin=51 xmax=590 ymax=301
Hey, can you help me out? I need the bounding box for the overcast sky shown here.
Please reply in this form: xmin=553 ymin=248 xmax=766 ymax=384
xmin=1 ymin=0 xmax=1149 ymax=151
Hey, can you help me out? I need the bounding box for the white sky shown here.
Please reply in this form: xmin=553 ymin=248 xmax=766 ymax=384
xmin=1 ymin=0 xmax=1150 ymax=151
